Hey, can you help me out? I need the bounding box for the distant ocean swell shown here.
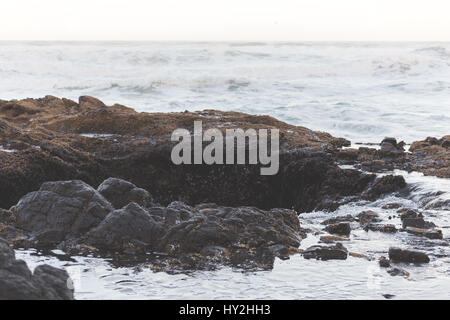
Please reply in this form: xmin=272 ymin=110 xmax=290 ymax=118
xmin=0 ymin=41 xmax=449 ymax=142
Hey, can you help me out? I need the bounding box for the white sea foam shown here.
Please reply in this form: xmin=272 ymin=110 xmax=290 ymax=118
xmin=1 ymin=41 xmax=449 ymax=143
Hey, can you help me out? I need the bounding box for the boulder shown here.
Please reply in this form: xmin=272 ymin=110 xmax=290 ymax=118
xmin=97 ymin=177 xmax=154 ymax=209
xmin=11 ymin=180 xmax=113 ymax=245
xmin=303 ymin=243 xmax=348 ymax=260
xmin=324 ymin=222 xmax=351 ymax=236
xmin=362 ymin=175 xmax=406 ymax=201
xmin=81 ymin=202 xmax=164 ymax=253
xmin=0 ymin=237 xmax=73 ymax=300
xmin=402 ymin=217 xmax=435 ymax=229
xmin=388 ymin=247 xmax=430 ymax=263
xmin=358 ymin=210 xmax=380 ymax=226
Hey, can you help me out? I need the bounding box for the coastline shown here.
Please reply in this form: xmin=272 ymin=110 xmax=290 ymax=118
xmin=0 ymin=96 xmax=449 ymax=299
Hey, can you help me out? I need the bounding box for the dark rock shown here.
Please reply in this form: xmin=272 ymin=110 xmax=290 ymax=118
xmin=324 ymin=222 xmax=351 ymax=236
xmin=303 ymin=243 xmax=348 ymax=260
xmin=81 ymin=202 xmax=164 ymax=253
xmin=388 ymin=247 xmax=430 ymax=264
xmin=362 ymin=175 xmax=406 ymax=201
xmin=398 ymin=209 xmax=423 ymax=220
xmin=402 ymin=217 xmax=435 ymax=229
xmin=380 ymin=137 xmax=404 ymax=154
xmin=358 ymin=210 xmax=380 ymax=226
xmin=379 ymin=256 xmax=391 ymax=268
xmin=97 ymin=177 xmax=154 ymax=209
xmin=10 ymin=180 xmax=113 ymax=246
xmin=0 ymin=237 xmax=73 ymax=300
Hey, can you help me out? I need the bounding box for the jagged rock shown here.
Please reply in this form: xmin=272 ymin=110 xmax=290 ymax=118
xmin=97 ymin=177 xmax=154 ymax=209
xmin=362 ymin=175 xmax=406 ymax=201
xmin=0 ymin=237 xmax=73 ymax=300
xmin=404 ymin=227 xmax=443 ymax=240
xmin=10 ymin=180 xmax=113 ymax=245
xmin=388 ymin=247 xmax=430 ymax=263
xmin=358 ymin=210 xmax=381 ymax=226
xmin=303 ymin=243 xmax=348 ymax=260
xmin=380 ymin=137 xmax=404 ymax=154
xmin=324 ymin=222 xmax=351 ymax=236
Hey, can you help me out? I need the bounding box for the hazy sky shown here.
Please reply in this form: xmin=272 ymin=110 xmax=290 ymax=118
xmin=1 ymin=0 xmax=450 ymax=41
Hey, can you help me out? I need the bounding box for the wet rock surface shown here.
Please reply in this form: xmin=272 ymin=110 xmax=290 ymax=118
xmin=388 ymin=247 xmax=430 ymax=264
xmin=303 ymin=243 xmax=348 ymax=260
xmin=4 ymin=179 xmax=304 ymax=271
xmin=0 ymin=237 xmax=73 ymax=300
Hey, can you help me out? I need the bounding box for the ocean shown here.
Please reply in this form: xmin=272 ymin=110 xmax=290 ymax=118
xmin=2 ymin=41 xmax=450 ymax=299
xmin=1 ymin=41 xmax=449 ymax=143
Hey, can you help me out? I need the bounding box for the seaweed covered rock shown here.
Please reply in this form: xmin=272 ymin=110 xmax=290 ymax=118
xmin=410 ymin=136 xmax=450 ymax=178
xmin=0 ymin=96 xmax=405 ymax=212
xmin=0 ymin=237 xmax=73 ymax=300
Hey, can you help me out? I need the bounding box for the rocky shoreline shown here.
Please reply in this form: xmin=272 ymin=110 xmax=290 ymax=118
xmin=0 ymin=96 xmax=448 ymax=299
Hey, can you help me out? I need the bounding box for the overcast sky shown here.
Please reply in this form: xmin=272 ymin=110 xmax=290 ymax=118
xmin=1 ymin=0 xmax=449 ymax=41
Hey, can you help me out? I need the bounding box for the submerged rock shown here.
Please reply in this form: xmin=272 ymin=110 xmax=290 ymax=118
xmin=0 ymin=237 xmax=73 ymax=300
xmin=388 ymin=247 xmax=430 ymax=264
xmin=387 ymin=267 xmax=410 ymax=278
